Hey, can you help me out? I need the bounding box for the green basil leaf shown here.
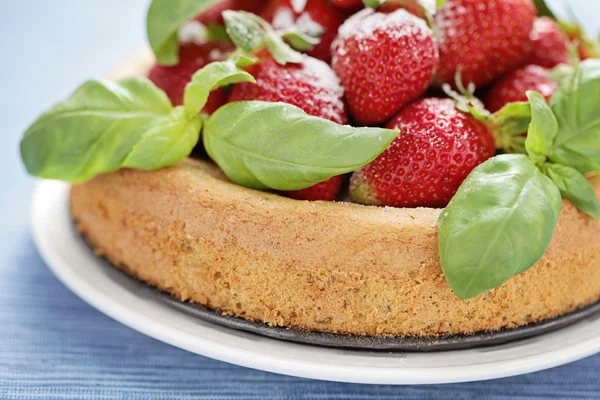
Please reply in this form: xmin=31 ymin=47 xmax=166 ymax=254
xmin=363 ymin=0 xmax=384 ymax=8
xmin=223 ymin=10 xmax=267 ymax=53
xmin=532 ymin=0 xmax=557 ymax=19
xmin=525 ymin=91 xmax=558 ymax=166
xmin=543 ymin=163 xmax=600 ymax=219
xmin=548 ymin=59 xmax=600 ymax=173
xmin=281 ymin=29 xmax=321 ymax=51
xmin=203 ymin=101 xmax=398 ymax=190
xmin=147 ymin=0 xmax=223 ymax=66
xmin=123 ymin=107 xmax=202 ymax=170
xmin=223 ymin=10 xmax=304 ymax=65
xmin=183 ymin=60 xmax=256 ymax=117
xmin=20 ymin=78 xmax=200 ymax=182
xmin=438 ymin=154 xmax=562 ymax=299
xmin=265 ymin=33 xmax=305 ymax=64
xmin=436 ymin=0 xmax=447 ymax=8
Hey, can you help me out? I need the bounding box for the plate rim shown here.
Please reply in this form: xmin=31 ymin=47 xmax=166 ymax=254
xmin=30 ymin=179 xmax=600 ymax=385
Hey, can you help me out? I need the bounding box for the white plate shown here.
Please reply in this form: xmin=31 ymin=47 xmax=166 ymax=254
xmin=30 ymin=180 xmax=600 ymax=385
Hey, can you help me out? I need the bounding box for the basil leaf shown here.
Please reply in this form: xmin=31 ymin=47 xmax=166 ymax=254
xmin=438 ymin=154 xmax=562 ymax=299
xmin=223 ymin=10 xmax=267 ymax=53
xmin=265 ymin=33 xmax=305 ymax=65
xmin=203 ymin=101 xmax=398 ymax=190
xmin=20 ymin=78 xmax=200 ymax=182
xmin=548 ymin=59 xmax=600 ymax=173
xmin=525 ymin=91 xmax=558 ymax=166
xmin=147 ymin=0 xmax=223 ymax=66
xmin=543 ymin=163 xmax=600 ymax=219
xmin=489 ymin=101 xmax=531 ymax=153
xmin=223 ymin=10 xmax=304 ymax=65
xmin=363 ymin=0 xmax=384 ymax=8
xmin=281 ymin=29 xmax=320 ymax=52
xmin=532 ymin=0 xmax=557 ymax=19
xmin=123 ymin=107 xmax=202 ymax=170
xmin=183 ymin=60 xmax=256 ymax=117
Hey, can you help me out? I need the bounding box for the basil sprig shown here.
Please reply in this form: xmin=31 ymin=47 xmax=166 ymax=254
xmin=439 ymin=155 xmax=562 ymax=300
xmin=146 ymin=0 xmax=224 ymax=66
xmin=223 ymin=11 xmax=304 ymax=65
xmin=20 ymin=59 xmax=255 ymax=183
xmin=20 ymin=78 xmax=202 ymax=182
xmin=545 ymin=59 xmax=600 ymax=173
xmin=204 ymin=101 xmax=398 ymax=190
xmin=439 ymin=60 xmax=600 ymax=299
xmin=20 ymin=58 xmax=398 ymax=190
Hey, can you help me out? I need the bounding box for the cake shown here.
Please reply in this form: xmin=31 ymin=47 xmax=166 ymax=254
xmin=21 ymin=0 xmax=600 ymax=338
xmin=70 ymin=156 xmax=600 ymax=337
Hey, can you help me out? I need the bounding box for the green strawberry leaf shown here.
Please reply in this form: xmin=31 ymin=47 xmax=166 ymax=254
xmin=203 ymin=101 xmax=398 ymax=190
xmin=223 ymin=10 xmax=304 ymax=65
xmin=183 ymin=59 xmax=256 ymax=118
xmin=438 ymin=154 xmax=562 ymax=299
xmin=543 ymin=163 xmax=600 ymax=219
xmin=20 ymin=78 xmax=202 ymax=182
xmin=525 ymin=91 xmax=558 ymax=166
xmin=547 ymin=59 xmax=600 ymax=174
xmin=146 ymin=0 xmax=223 ymax=66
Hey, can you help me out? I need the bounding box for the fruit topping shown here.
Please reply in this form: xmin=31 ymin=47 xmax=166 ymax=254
xmin=434 ymin=0 xmax=536 ymax=87
xmin=484 ymin=65 xmax=558 ymax=113
xmin=332 ymin=8 xmax=438 ymax=125
xmin=527 ymin=17 xmax=571 ymax=68
xmin=350 ymin=97 xmax=495 ymax=208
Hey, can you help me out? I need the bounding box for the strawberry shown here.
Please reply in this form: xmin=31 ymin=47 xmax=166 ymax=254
xmin=284 ymin=175 xmax=345 ymax=201
xmin=528 ymin=17 xmax=570 ymax=68
xmin=434 ymin=0 xmax=536 ymax=87
xmin=262 ymin=0 xmax=348 ymax=63
xmin=350 ymin=97 xmax=496 ymax=208
xmin=148 ymin=41 xmax=235 ymax=113
xmin=484 ymin=65 xmax=557 ymax=113
xmin=331 ymin=8 xmax=438 ymax=126
xmin=229 ymin=53 xmax=348 ymax=125
xmin=332 ymin=0 xmax=364 ymax=11
xmin=196 ymin=0 xmax=267 ymax=27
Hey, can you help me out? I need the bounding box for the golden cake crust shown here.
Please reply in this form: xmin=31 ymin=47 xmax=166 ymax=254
xmin=70 ymin=158 xmax=600 ymax=337
xmin=69 ymin=52 xmax=600 ymax=337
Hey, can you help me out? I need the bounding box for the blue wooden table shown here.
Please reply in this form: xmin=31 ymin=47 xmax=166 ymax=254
xmin=1 ymin=1 xmax=599 ymax=398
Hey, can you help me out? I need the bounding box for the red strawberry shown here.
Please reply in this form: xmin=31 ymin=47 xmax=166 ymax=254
xmin=434 ymin=0 xmax=536 ymax=87
xmin=528 ymin=17 xmax=570 ymax=68
xmin=229 ymin=53 xmax=348 ymax=124
xmin=332 ymin=0 xmax=364 ymax=11
xmin=331 ymin=8 xmax=438 ymax=126
xmin=350 ymin=98 xmax=496 ymax=208
xmin=262 ymin=0 xmax=348 ymax=63
xmin=196 ymin=0 xmax=267 ymax=27
xmin=484 ymin=65 xmax=557 ymax=113
xmin=148 ymin=41 xmax=235 ymax=113
xmin=284 ymin=175 xmax=345 ymax=201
